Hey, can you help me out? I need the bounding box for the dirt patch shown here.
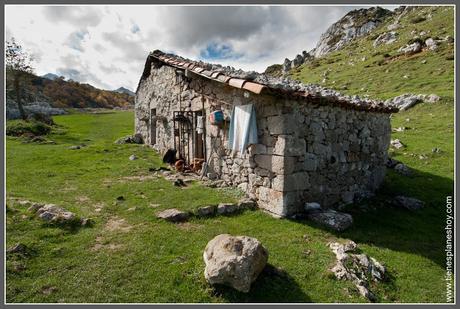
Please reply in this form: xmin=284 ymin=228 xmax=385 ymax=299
xmin=103 ymin=174 xmax=158 ymax=185
xmin=94 ymin=202 xmax=105 ymax=213
xmin=91 ymin=235 xmax=124 ymax=252
xmin=175 ymin=222 xmax=204 ymax=231
xmin=41 ymin=285 xmax=58 ymax=295
xmin=76 ymin=196 xmax=90 ymax=203
xmin=104 ymin=217 xmax=133 ymax=233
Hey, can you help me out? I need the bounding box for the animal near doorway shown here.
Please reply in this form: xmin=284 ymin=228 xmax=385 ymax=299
xmin=172 ymin=110 xmax=205 ymax=166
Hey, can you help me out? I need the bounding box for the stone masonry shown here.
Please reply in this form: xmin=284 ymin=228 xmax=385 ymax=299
xmin=135 ymin=53 xmax=392 ymax=217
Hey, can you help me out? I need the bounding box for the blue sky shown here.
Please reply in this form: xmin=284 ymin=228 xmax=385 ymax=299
xmin=5 ymin=5 xmax=397 ymax=91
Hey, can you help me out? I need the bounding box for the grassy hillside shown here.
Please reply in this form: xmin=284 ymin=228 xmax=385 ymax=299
xmin=6 ymin=111 xmax=452 ymax=303
xmin=291 ymin=6 xmax=454 ymax=100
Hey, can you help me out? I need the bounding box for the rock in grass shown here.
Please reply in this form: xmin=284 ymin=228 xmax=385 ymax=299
xmin=307 ymin=209 xmax=353 ymax=232
xmin=217 ymin=203 xmax=238 ymax=215
xmin=196 ymin=205 xmax=217 ymax=217
xmin=394 ymin=163 xmax=412 ymax=176
xmin=390 ymin=139 xmax=405 ymax=149
xmin=129 ymin=154 xmax=137 ymax=160
xmin=329 ymin=241 xmax=385 ymax=302
xmin=7 ymin=243 xmax=32 ymax=256
xmin=237 ymin=198 xmax=257 ymax=210
xmin=156 ymin=208 xmax=189 ymax=222
xmin=203 ymin=234 xmax=268 ymax=293
xmin=29 ymin=203 xmax=87 ymax=226
xmin=392 ymin=196 xmax=425 ymax=211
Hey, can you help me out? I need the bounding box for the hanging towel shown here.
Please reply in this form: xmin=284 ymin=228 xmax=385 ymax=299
xmin=228 ymin=104 xmax=258 ymax=155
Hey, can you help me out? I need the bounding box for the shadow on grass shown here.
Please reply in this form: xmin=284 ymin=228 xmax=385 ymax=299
xmin=293 ymin=168 xmax=453 ymax=268
xmin=210 ymin=264 xmax=311 ymax=303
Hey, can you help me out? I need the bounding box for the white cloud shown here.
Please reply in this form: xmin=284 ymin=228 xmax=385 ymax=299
xmin=5 ymin=5 xmax=397 ymax=91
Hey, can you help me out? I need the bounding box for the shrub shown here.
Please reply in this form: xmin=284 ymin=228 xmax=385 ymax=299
xmin=6 ymin=120 xmax=52 ymax=137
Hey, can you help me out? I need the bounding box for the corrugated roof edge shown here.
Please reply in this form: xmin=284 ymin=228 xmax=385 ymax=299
xmin=145 ymin=50 xmax=398 ymax=113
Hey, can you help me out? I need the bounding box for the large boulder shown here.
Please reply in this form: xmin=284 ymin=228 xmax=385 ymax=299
xmin=203 ymin=234 xmax=269 ymax=293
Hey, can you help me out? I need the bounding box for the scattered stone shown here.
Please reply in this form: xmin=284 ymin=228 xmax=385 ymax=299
xmin=390 ymin=139 xmax=405 ymax=149
xmin=307 ymin=209 xmax=353 ymax=232
xmin=217 ymin=203 xmax=238 ymax=215
xmin=156 ymin=208 xmax=190 ymax=222
xmin=173 ymin=179 xmax=186 ymax=187
xmin=392 ymin=196 xmax=425 ymax=211
xmin=41 ymin=285 xmax=58 ymax=295
xmin=129 ymin=154 xmax=137 ymax=161
xmin=373 ymin=31 xmax=398 ymax=47
xmin=425 ymin=38 xmax=438 ymax=50
xmin=304 ymin=202 xmax=322 ymax=213
xmin=398 ymin=41 xmax=422 ymax=55
xmin=329 ymin=241 xmax=385 ymax=301
xmin=203 ymin=234 xmax=268 ymax=293
xmin=237 ymin=198 xmax=257 ymax=210
xmin=116 ymin=196 xmax=125 ymax=201
xmin=385 ymin=157 xmax=401 ymax=168
xmin=69 ymin=145 xmax=81 ymax=150
xmin=394 ymin=163 xmax=412 ymax=176
xmin=392 ymin=126 xmax=407 ymax=132
xmin=432 ymin=147 xmax=442 ymax=153
xmin=80 ymin=218 xmax=92 ymax=226
xmin=115 ymin=133 xmax=144 ymax=144
xmin=7 ymin=243 xmax=32 ymax=256
xmin=196 ymin=205 xmax=217 ymax=217
xmin=421 ymin=59 xmax=427 ymax=64
xmin=425 ymin=94 xmax=440 ymax=103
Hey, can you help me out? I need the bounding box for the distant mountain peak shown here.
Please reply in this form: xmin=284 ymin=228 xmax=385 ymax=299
xmin=42 ymin=73 xmax=61 ymax=81
xmin=114 ymin=87 xmax=135 ymax=96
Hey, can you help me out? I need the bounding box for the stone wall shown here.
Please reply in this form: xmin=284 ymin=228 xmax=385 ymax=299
xmin=135 ymin=59 xmax=391 ymax=217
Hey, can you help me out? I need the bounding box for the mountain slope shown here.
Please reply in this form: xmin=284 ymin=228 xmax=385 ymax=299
xmin=115 ymin=87 xmax=135 ymax=96
xmin=290 ymin=6 xmax=454 ymax=100
xmin=6 ymin=71 xmax=134 ymax=111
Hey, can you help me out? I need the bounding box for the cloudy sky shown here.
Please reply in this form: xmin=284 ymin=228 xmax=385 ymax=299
xmin=5 ymin=5 xmax=395 ymax=91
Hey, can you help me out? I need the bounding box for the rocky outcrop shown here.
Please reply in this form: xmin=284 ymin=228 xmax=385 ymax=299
xmin=307 ymin=209 xmax=353 ymax=232
xmin=373 ymin=31 xmax=398 ymax=47
xmin=26 ymin=201 xmax=89 ymax=226
xmin=391 ymin=196 xmax=424 ymax=210
xmin=385 ymin=93 xmax=441 ymax=111
xmin=203 ymin=234 xmax=268 ymax=293
xmin=329 ymin=241 xmax=385 ymax=301
xmin=6 ymin=99 xmax=66 ymax=120
xmin=282 ymin=51 xmax=312 ymax=74
xmin=312 ymin=7 xmax=392 ymax=57
xmin=156 ymin=208 xmax=190 ymax=222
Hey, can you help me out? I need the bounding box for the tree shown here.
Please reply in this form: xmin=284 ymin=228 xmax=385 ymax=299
xmin=6 ymin=38 xmax=34 ymax=120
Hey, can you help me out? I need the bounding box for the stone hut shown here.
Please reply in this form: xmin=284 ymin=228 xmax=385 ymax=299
xmin=135 ymin=50 xmax=396 ymax=217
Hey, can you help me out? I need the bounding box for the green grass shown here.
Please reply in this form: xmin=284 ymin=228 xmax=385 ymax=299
xmin=6 ymin=110 xmax=453 ymax=303
xmin=292 ymin=6 xmax=454 ymax=100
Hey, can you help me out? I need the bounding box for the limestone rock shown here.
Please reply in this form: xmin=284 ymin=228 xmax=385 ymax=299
xmin=329 ymin=241 xmax=385 ymax=301
xmin=392 ymin=195 xmax=424 ymax=210
xmin=373 ymin=31 xmax=398 ymax=47
xmin=156 ymin=208 xmax=190 ymax=222
xmin=237 ymin=198 xmax=257 ymax=210
xmin=30 ymin=204 xmax=83 ymax=226
xmin=398 ymin=41 xmax=422 ymax=55
xmin=129 ymin=154 xmax=137 ymax=160
xmin=196 ymin=205 xmax=217 ymax=217
xmin=307 ymin=209 xmax=353 ymax=232
xmin=203 ymin=234 xmax=269 ymax=293
xmin=217 ymin=203 xmax=238 ymax=215
xmin=394 ymin=163 xmax=412 ymax=176
xmin=390 ymin=139 xmax=405 ymax=149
